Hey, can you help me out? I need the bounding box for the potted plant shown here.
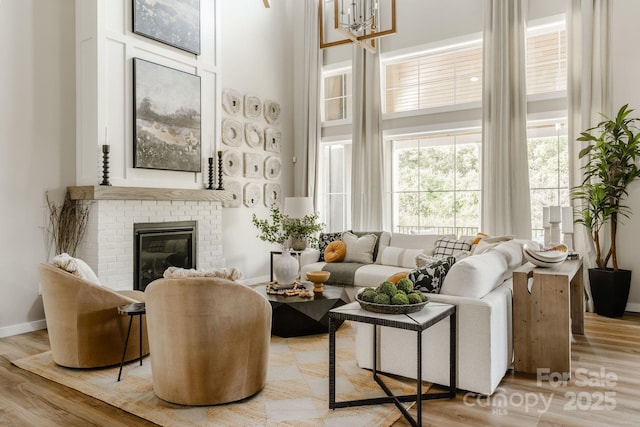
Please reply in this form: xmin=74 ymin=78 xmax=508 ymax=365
xmin=571 ymin=104 xmax=640 ymax=317
xmin=251 ymin=206 xmax=299 ymax=285
xmin=283 ymin=212 xmax=324 ymax=251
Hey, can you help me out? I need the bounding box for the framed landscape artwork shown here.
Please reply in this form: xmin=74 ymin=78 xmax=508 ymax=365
xmin=133 ymin=58 xmax=201 ymax=172
xmin=133 ymin=0 xmax=201 ymax=55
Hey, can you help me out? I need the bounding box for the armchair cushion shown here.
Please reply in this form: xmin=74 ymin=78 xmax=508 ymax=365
xmin=52 ymin=253 xmax=100 ymax=286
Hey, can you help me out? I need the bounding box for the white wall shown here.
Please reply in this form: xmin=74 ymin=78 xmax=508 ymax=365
xmin=612 ymin=0 xmax=640 ymax=311
xmin=219 ymin=0 xmax=294 ymax=281
xmin=0 ymin=0 xmax=76 ymax=336
xmin=75 ymin=0 xmax=220 ymax=189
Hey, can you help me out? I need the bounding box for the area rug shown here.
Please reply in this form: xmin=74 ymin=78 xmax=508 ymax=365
xmin=13 ymin=322 xmax=420 ymax=426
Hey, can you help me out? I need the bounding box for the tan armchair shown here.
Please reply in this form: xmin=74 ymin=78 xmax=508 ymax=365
xmin=39 ymin=263 xmax=149 ymax=368
xmin=145 ymin=277 xmax=272 ymax=406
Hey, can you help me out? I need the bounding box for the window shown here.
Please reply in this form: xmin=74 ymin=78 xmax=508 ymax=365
xmin=384 ymin=42 xmax=483 ymax=113
xmin=322 ymin=70 xmax=352 ymax=122
xmin=391 ymin=131 xmax=481 ymax=236
xmin=526 ymin=21 xmax=567 ymax=95
xmin=528 ymin=120 xmax=569 ymax=238
xmin=318 ymin=142 xmax=352 ymax=232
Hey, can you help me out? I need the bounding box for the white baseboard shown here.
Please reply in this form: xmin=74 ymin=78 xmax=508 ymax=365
xmin=0 ymin=319 xmax=47 ymax=339
xmin=625 ymin=302 xmax=640 ymax=313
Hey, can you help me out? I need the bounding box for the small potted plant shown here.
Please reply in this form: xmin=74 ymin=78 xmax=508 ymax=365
xmin=283 ymin=212 xmax=324 ymax=251
xmin=251 ymin=206 xmax=299 ymax=285
xmin=571 ymin=104 xmax=640 ymax=317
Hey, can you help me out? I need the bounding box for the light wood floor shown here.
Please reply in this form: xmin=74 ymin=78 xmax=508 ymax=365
xmin=1 ymin=313 xmax=639 ymax=426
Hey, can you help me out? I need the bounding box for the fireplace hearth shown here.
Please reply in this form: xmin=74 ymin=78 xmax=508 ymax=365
xmin=134 ymin=221 xmax=197 ymax=291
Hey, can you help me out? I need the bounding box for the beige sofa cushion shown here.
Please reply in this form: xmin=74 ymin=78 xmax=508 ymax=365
xmin=377 ymin=246 xmax=424 ymax=268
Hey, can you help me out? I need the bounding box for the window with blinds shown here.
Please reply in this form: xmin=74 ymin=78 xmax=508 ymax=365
xmin=323 ymin=71 xmax=352 ymax=122
xmin=385 ymin=44 xmax=482 ymax=113
xmin=526 ymin=21 xmax=567 ymax=95
xmin=383 ymin=20 xmax=566 ymax=114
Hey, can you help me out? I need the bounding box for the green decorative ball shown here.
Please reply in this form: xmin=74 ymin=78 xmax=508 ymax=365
xmin=361 ymin=289 xmax=377 ymax=302
xmin=377 ymin=281 xmax=398 ymax=297
xmin=373 ymin=293 xmax=391 ymax=305
xmin=396 ymin=278 xmax=414 ymax=294
xmin=408 ymin=293 xmax=423 ymax=304
xmin=391 ymin=293 xmax=410 ymax=305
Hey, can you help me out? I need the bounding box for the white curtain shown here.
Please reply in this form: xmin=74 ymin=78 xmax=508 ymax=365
xmin=568 ymin=0 xmax=612 ymax=311
xmin=481 ymin=0 xmax=532 ymax=239
xmin=350 ymin=44 xmax=385 ymax=231
xmin=295 ymin=0 xmax=322 ymax=202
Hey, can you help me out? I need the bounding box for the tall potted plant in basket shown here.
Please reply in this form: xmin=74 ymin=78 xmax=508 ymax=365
xmin=571 ymin=104 xmax=640 ymax=317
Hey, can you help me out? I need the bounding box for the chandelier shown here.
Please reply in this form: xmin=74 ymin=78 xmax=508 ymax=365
xmin=320 ymin=0 xmax=396 ymax=52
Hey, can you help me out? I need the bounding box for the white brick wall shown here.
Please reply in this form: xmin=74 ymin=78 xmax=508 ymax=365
xmin=76 ymin=200 xmax=224 ymax=290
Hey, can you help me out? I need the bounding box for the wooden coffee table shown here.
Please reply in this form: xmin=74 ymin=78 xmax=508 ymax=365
xmin=253 ymin=283 xmax=350 ymax=337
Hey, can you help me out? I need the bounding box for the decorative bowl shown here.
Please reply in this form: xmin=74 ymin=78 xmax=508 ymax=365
xmin=305 ymin=271 xmax=330 ymax=283
xmin=523 ymin=243 xmax=568 ymax=267
xmin=355 ymin=290 xmax=429 ymax=315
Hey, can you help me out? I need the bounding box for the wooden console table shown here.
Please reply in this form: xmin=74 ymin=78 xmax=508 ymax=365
xmin=513 ymin=258 xmax=584 ymax=376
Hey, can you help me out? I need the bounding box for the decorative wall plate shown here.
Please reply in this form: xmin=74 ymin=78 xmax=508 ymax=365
xmin=223 ymin=181 xmax=242 ymax=208
xmin=221 ymin=119 xmax=243 ymax=146
xmin=264 ymin=156 xmax=282 ymax=180
xmin=243 ymin=182 xmax=261 ymax=207
xmin=244 ymin=95 xmax=262 ymax=119
xmin=245 ymin=123 xmax=264 ymax=148
xmin=222 ymin=89 xmax=242 ymax=115
xmin=263 ymin=100 xmax=281 ymax=124
xmin=221 ymin=150 xmax=241 ymax=176
xmin=264 ymin=183 xmax=282 ymax=207
xmin=244 ymin=152 xmax=263 ymax=178
xmin=264 ymin=128 xmax=281 ymax=153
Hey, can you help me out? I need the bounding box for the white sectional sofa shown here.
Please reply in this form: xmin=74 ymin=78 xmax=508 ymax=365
xmin=300 ymin=232 xmax=527 ymax=395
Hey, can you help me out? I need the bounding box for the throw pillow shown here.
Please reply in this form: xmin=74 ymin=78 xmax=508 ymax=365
xmin=353 ymin=231 xmax=384 ymax=261
xmin=163 ymin=266 xmax=243 ymax=281
xmin=377 ymin=246 xmax=424 ymax=268
xmin=408 ymin=256 xmax=456 ymax=294
xmin=52 ymin=253 xmax=101 ymax=286
xmin=415 ymin=253 xmax=439 ymax=269
xmin=324 ymin=240 xmax=347 ymax=263
xmin=318 ymin=231 xmax=349 ymax=262
xmin=341 ymin=231 xmax=378 ymax=264
xmin=433 ymin=237 xmax=472 ymax=257
xmin=386 ymin=271 xmax=409 ymax=284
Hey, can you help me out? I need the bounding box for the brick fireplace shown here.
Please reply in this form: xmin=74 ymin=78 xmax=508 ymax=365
xmin=70 ymin=186 xmax=230 ymax=291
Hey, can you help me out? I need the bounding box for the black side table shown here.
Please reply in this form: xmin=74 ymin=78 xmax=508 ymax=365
xmin=328 ymin=302 xmax=456 ymax=427
xmin=117 ymin=302 xmax=146 ymax=381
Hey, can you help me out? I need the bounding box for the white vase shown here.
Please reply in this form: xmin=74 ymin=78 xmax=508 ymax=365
xmin=273 ymin=249 xmax=299 ymax=285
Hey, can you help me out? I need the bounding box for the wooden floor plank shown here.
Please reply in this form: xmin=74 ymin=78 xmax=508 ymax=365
xmin=1 ymin=313 xmax=639 ymax=426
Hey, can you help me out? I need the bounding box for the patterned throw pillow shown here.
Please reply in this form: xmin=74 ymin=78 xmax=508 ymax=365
xmin=318 ymin=231 xmax=350 ymax=262
xmin=433 ymin=237 xmax=472 ymax=257
xmin=408 ymin=256 xmax=456 ymax=294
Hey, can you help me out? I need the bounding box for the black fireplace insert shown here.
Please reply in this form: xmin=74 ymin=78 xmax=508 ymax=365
xmin=134 ymin=220 xmax=197 ymax=291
